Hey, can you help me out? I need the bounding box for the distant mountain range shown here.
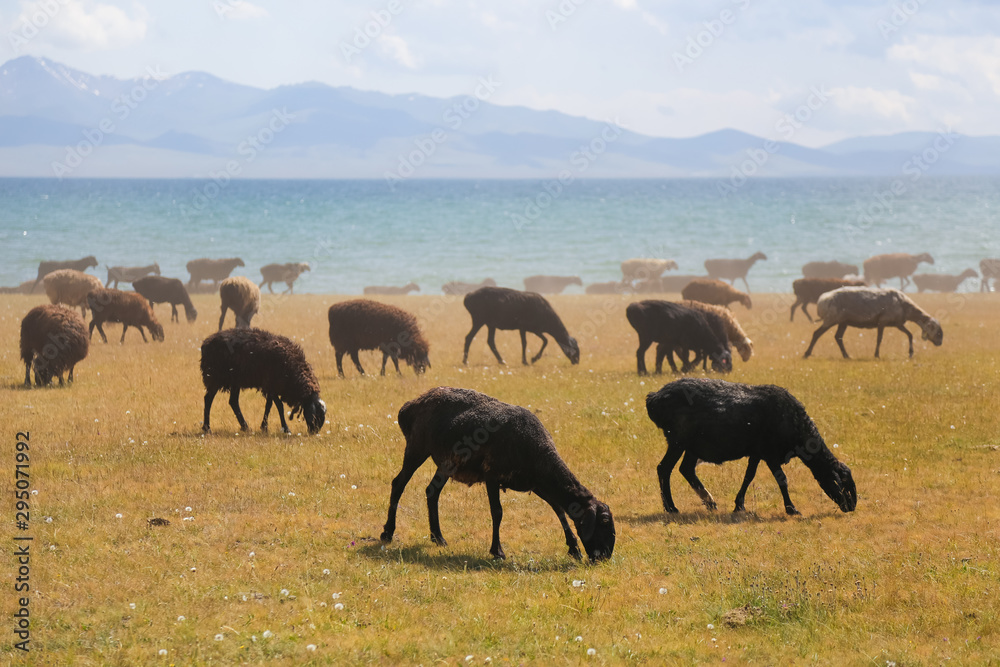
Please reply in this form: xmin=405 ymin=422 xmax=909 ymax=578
xmin=2 ymin=55 xmax=999 ymax=179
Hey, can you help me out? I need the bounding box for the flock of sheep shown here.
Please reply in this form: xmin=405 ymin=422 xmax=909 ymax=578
xmin=11 ymin=249 xmax=994 ymax=560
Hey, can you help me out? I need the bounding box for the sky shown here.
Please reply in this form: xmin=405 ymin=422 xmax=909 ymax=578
xmin=1 ymin=0 xmax=999 ymax=147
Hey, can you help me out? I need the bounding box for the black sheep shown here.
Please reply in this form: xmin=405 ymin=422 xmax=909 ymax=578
xmin=200 ymin=328 xmax=326 ymax=434
xmin=327 ymin=299 xmax=430 ymax=377
xmin=645 ymin=378 xmax=857 ymax=515
xmin=625 ymin=300 xmax=732 ymax=375
xmin=380 ymin=386 xmax=615 ymax=562
xmin=20 ymin=305 xmax=89 ymax=386
xmin=133 ymin=276 xmax=198 ymax=323
xmin=462 ymin=286 xmax=579 ymax=366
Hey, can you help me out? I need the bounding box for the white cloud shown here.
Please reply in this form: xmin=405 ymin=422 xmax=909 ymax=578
xmin=890 ymin=35 xmax=1000 ymax=97
xmin=612 ymin=0 xmax=637 ymax=9
xmin=378 ymin=33 xmax=419 ymax=69
xmin=828 ymin=86 xmax=914 ymax=122
xmin=13 ymin=0 xmax=147 ymax=51
xmin=218 ymin=1 xmax=269 ymax=21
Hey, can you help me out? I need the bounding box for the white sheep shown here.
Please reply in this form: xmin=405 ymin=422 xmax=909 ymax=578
xmin=43 ymin=269 xmax=104 ymax=318
xmin=621 ymin=258 xmax=678 ymax=283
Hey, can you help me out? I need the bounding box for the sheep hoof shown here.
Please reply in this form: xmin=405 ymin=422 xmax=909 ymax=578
xmin=491 ymin=549 xmax=506 ymax=560
xmin=663 ymin=506 xmax=679 ymax=514
xmin=733 ymin=506 xmax=746 ymax=513
xmin=379 ymin=531 xmax=393 ymax=543
xmin=430 ymin=534 xmax=447 ymax=546
xmin=785 ymin=506 xmax=801 ymax=516
xmin=568 ymin=546 xmax=582 ymax=561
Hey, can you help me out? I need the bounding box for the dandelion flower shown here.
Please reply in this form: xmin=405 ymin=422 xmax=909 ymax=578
xmin=177 ymin=616 xmax=185 ymax=622
xmin=249 ymin=551 xmax=255 ymax=558
xmin=262 ymin=630 xmax=273 ymax=639
xmin=659 ymin=587 xmax=667 ymax=594
xmin=322 ymin=569 xmax=330 ymax=575
xmin=707 ymin=624 xmax=714 ymax=630
xmin=214 ymin=634 xmax=224 ymax=641
xmin=307 ymin=644 xmax=317 ymax=652
xmin=129 ymin=603 xmax=136 ymax=609
xmin=572 ymin=580 xmax=584 ymax=587
xmin=575 ymin=636 xmax=582 ymax=642
xmin=31 ymin=490 xmax=38 ymax=495
xmin=280 ymin=589 xmax=290 ymax=596
xmin=587 ymin=648 xmax=596 ymax=656
xmin=158 ymin=649 xmax=167 ymax=656
xmin=334 ymin=603 xmax=344 ymax=610
xmin=185 ymin=507 xmax=192 ymax=512
xmin=116 ymin=514 xmax=123 ymax=519
xmin=331 ymin=592 xmax=341 ymax=599
xmin=465 ymin=656 xmax=474 ymax=662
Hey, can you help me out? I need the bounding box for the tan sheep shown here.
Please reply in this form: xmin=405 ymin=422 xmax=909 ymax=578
xmin=801 ymin=260 xmax=860 ymax=279
xmin=218 ymin=276 xmax=261 ymax=330
xmin=634 ymin=274 xmax=704 ymax=294
xmin=442 ymin=278 xmax=496 ymax=295
xmin=704 ymin=251 xmax=767 ymax=291
xmin=681 ymin=278 xmax=752 ymax=309
xmin=681 ymin=300 xmax=754 ymax=362
xmin=43 ymin=269 xmax=104 ymax=318
xmin=363 ymin=282 xmax=420 ymax=295
xmin=523 ymin=275 xmax=583 ymax=294
xmin=862 ymin=252 xmax=933 ymax=289
xmin=791 ymin=277 xmax=867 ymax=322
xmin=105 ymin=263 xmax=160 ymax=288
xmin=187 ymin=257 xmax=245 ymax=290
xmin=259 ymin=262 xmax=310 ymax=294
xmin=585 ymin=281 xmax=632 ymax=295
xmin=620 ymin=258 xmax=678 ymax=282
xmin=912 ymin=269 xmax=978 ymax=293
xmin=982 ymin=259 xmax=1000 ymax=292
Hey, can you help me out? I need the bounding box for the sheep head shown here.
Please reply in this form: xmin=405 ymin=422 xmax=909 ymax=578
xmin=738 ymin=293 xmax=753 ymax=309
xmin=411 ymin=352 xmax=431 ymax=374
xmin=916 ymin=253 xmax=934 ymax=265
xmin=560 ymin=337 xmax=580 ymax=364
xmin=292 ymin=394 xmax=327 ymax=435
xmin=709 ymin=349 xmax=733 ymax=374
xmin=150 ymin=322 xmax=165 ymax=342
xmin=185 ymin=307 xmax=199 ymax=323
xmin=920 ymin=318 xmax=944 ymax=346
xmin=735 ymin=338 xmax=754 ymax=363
xmin=574 ymin=499 xmax=616 ymax=562
xmin=152 ymin=263 xmax=161 ymax=276
xmin=812 ymin=460 xmax=857 ymax=513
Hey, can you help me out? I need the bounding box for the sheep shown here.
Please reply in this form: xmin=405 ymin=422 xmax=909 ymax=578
xmin=585 ymin=281 xmax=632 ymax=295
xmin=442 ymin=278 xmax=497 ymax=295
xmin=790 ymin=277 xmax=867 ymax=322
xmin=621 ymin=258 xmax=679 ymax=282
xmin=363 ymin=282 xmax=420 ymax=296
xmin=980 ymin=258 xmax=1000 ymax=292
xmin=704 ymin=251 xmax=767 ymax=291
xmin=105 ymin=263 xmax=160 ymax=289
xmin=862 ymin=252 xmax=934 ymax=290
xmin=86 ymin=288 xmax=165 ymax=344
xmin=132 ymin=276 xmax=198 ymax=323
xmin=218 ymin=276 xmax=260 ymax=330
xmin=635 ymin=275 xmax=704 ymax=294
xmin=462 ymin=286 xmax=579 ymax=366
xmin=681 ymin=278 xmax=752 ymax=309
xmin=803 ymin=286 xmax=943 ymax=359
xmin=186 ymin=257 xmax=245 ymax=289
xmin=912 ymin=269 xmax=978 ymax=293
xmin=379 ymin=386 xmax=615 ymax=561
xmin=200 ymin=328 xmax=326 ymax=434
xmin=31 ymin=255 xmax=98 ymax=292
xmin=645 ymin=377 xmax=857 ymax=515
xmin=327 ymin=299 xmax=430 ymax=377
xmin=43 ymin=269 xmax=103 ymax=318
xmin=20 ymin=305 xmax=88 ymax=387
xmin=523 ymin=275 xmax=583 ymax=294
xmin=801 ymin=260 xmax=859 ymax=279
xmin=259 ymin=262 xmax=310 ymax=294
xmin=681 ymin=300 xmax=753 ymax=363
xmin=625 ymin=300 xmax=732 ymax=375
xmin=0 ymin=280 xmax=36 ymax=294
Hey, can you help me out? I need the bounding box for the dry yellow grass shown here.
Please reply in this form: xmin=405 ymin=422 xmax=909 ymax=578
xmin=2 ymin=290 xmax=999 ymax=665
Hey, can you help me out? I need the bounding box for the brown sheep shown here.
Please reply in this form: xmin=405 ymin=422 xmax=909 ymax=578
xmin=218 ymin=276 xmax=260 ymax=330
xmin=363 ymin=282 xmax=420 ymax=296
xmin=585 ymin=280 xmax=632 ymax=295
xmin=463 ymin=287 xmax=579 ymax=366
xmin=31 ymin=255 xmax=98 ymax=293
xmin=133 ymin=276 xmax=198 ymax=323
xmin=327 ymin=299 xmax=430 ymax=377
xmin=620 ymin=258 xmax=678 ymax=282
xmin=20 ymin=305 xmax=89 ymax=386
xmin=912 ymin=269 xmax=978 ymax=293
xmin=259 ymin=262 xmax=310 ymax=294
xmin=801 ymin=260 xmax=859 ymax=279
xmin=790 ymin=277 xmax=867 ymax=322
xmin=681 ymin=278 xmax=752 ymax=309
xmin=862 ymin=253 xmax=933 ymax=289
xmin=105 ymin=263 xmax=160 ymax=288
xmin=981 ymin=259 xmax=1000 ymax=292
xmin=442 ymin=278 xmax=496 ymax=295
xmin=186 ymin=257 xmax=245 ymax=289
xmin=43 ymin=269 xmax=104 ymax=318
xmin=201 ymin=328 xmax=326 ymax=434
xmin=634 ymin=275 xmax=704 ymax=294
xmin=704 ymin=251 xmax=767 ymax=291
xmin=681 ymin=300 xmax=754 ymax=362
xmin=523 ymin=275 xmax=583 ymax=294
xmin=87 ymin=288 xmax=165 ymax=344
xmin=0 ymin=280 xmax=37 ymax=294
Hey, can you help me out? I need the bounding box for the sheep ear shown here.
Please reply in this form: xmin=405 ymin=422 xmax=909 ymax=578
xmin=577 ymin=502 xmax=598 ymax=541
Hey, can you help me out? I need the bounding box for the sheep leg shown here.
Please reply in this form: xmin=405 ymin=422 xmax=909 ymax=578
xmin=68 ymin=365 xmax=75 ymax=384
xmin=350 ymin=351 xmax=366 ymax=375
xmin=425 ymin=468 xmax=450 ymax=546
xmin=656 ymin=447 xmax=685 ymax=513
xmin=833 ymin=323 xmax=850 ymax=359
xmin=90 ymin=321 xmax=109 ymax=344
xmin=486 ymin=327 xmax=505 ymax=365
xmin=380 ymin=449 xmax=431 ymax=543
xmin=534 ymin=489 xmax=581 ymax=560
xmin=874 ymin=326 xmax=885 ymax=358
xmin=261 ymin=397 xmax=272 ymax=432
xmin=218 ymin=305 xmax=228 ymax=331
xmin=202 ymin=388 xmax=218 ymax=432
xmin=23 ymin=361 xmax=31 ymax=387
xmin=228 ymin=387 xmax=250 ymax=432
xmin=765 ymin=460 xmax=800 ymax=515
xmin=895 ymin=324 xmax=914 ymax=358
xmin=519 ymin=330 xmax=529 ymax=365
xmin=335 ymin=351 xmax=346 ymax=377
xmin=733 ymin=457 xmax=760 ymax=512
xmin=656 ymin=344 xmax=680 ymax=374
xmin=529 ymin=333 xmax=548 ymax=364
xmin=485 ymin=480 xmax=506 ymax=560
xmin=462 ymin=322 xmax=485 ymax=364
xmin=380 ymin=351 xmax=389 ymax=376
xmin=275 ymin=398 xmax=289 ymax=433
xmin=635 ymin=338 xmax=652 ymax=375
xmin=803 ymin=322 xmax=834 ymax=358
xmin=741 ymin=276 xmax=750 ymax=293
xmin=679 ymin=451 xmax=717 ymax=510
xmin=789 ymin=300 xmax=799 ymax=322
xmin=170 ymin=304 xmax=179 ymax=323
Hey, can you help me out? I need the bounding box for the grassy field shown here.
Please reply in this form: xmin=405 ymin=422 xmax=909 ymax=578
xmin=2 ymin=290 xmax=999 ymax=665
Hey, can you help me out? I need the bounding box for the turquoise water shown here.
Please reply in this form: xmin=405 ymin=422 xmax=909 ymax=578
xmin=2 ymin=177 xmax=997 ymax=293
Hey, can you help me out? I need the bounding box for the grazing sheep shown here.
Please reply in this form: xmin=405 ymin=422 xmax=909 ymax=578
xmin=704 ymin=251 xmax=767 ymax=291
xmin=681 ymin=300 xmax=753 ymax=362
xmin=20 ymin=305 xmax=88 ymax=387
xmin=645 ymin=378 xmax=857 ymax=515
xmin=218 ymin=276 xmax=260 ymax=330
xmin=801 ymin=260 xmax=859 ymax=279
xmin=621 ymin=258 xmax=679 ymax=282
xmin=585 ymin=281 xmax=632 ymax=295
xmin=523 ymin=275 xmax=583 ymax=294
xmin=327 ymin=299 xmax=430 ymax=377
xmin=363 ymin=282 xmax=420 ymax=296
xmin=31 ymin=255 xmax=98 ymax=292
xmin=912 ymin=269 xmax=978 ymax=293
xmin=442 ymin=278 xmax=497 ymax=295
xmin=43 ymin=269 xmax=103 ymax=318
xmin=803 ymin=286 xmax=943 ymax=359
xmin=625 ymin=300 xmax=732 ymax=375
xmin=0 ymin=281 xmax=35 ymax=295
xmin=186 ymin=257 xmax=245 ymax=289
xmin=681 ymin=278 xmax=752 ymax=309
xmin=105 ymin=263 xmax=160 ymax=289
xmin=462 ymin=286 xmax=579 ymax=366
xmin=87 ymin=288 xmax=165 ymax=344
xmin=980 ymin=258 xmax=1000 ymax=292
xmin=862 ymin=252 xmax=934 ymax=290
xmin=790 ymin=277 xmax=867 ymax=322
xmin=132 ymin=276 xmax=198 ymax=323
xmin=635 ymin=275 xmax=704 ymax=294
xmin=259 ymin=262 xmax=310 ymax=294
xmin=200 ymin=328 xmax=326 ymax=434
xmin=380 ymin=386 xmax=615 ymax=561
